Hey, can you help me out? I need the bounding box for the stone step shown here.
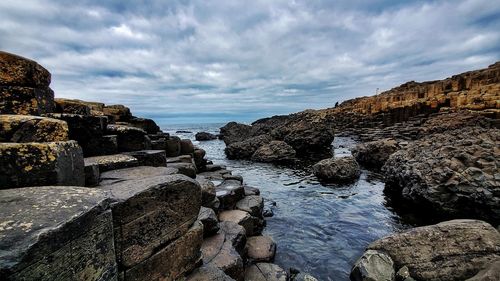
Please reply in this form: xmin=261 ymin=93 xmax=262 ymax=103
xmin=219 ymin=210 xmax=263 ymax=236
xmin=84 ymin=154 xmax=139 ymax=173
xmin=0 ymin=114 xmax=68 ymax=142
xmin=99 ymin=166 xmax=178 ymax=186
xmin=106 ymin=124 xmax=151 ymax=152
xmin=123 ymin=150 xmax=167 ymax=167
xmin=244 ymin=263 xmax=287 ymax=281
xmin=245 ymin=236 xmax=276 ymax=263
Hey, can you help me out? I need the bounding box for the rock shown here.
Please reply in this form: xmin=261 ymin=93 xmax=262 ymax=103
xmin=0 ymin=51 xmax=51 ymax=87
xmin=244 ymin=263 xmax=288 ymax=281
xmin=196 ymin=131 xmax=218 ymax=141
xmin=123 ymin=150 xmax=167 ymax=167
xmin=122 ymin=117 xmax=160 ymax=134
xmin=206 ymin=164 xmax=224 ymax=172
xmin=181 ymin=138 xmax=195 ymax=154
xmin=176 ymin=130 xmax=192 ymax=133
xmin=199 ymin=206 xmax=220 ymax=237
xmin=395 ymin=266 xmax=411 ymax=281
xmin=106 ymin=124 xmax=151 ymax=152
xmin=0 ymin=114 xmax=68 ymax=142
xmin=251 ymin=140 xmax=296 ymax=163
xmin=219 ymin=221 xmax=247 ymax=255
xmin=219 ymin=210 xmax=262 ymax=236
xmin=91 ymin=135 xmax=119 ymax=156
xmin=151 ymin=138 xmax=166 ymax=150
xmin=236 ymin=195 xmax=264 ymax=217
xmin=225 ymin=135 xmax=272 ymax=160
xmin=244 ymin=186 xmax=261 ymax=196
xmin=216 ymin=179 xmax=246 ymax=209
xmin=84 ymin=154 xmax=139 ymax=172
xmin=0 ymin=86 xmax=54 ymax=115
xmin=466 ymin=259 xmax=500 ymax=281
xmin=219 ymin=122 xmax=253 ymax=145
xmin=350 ymin=250 xmax=395 ymax=281
xmin=166 ymin=136 xmax=182 ymax=157
xmin=294 ymin=273 xmax=319 ymax=281
xmin=167 ymin=154 xmax=194 ymax=163
xmin=312 ymin=156 xmax=361 ymax=182
xmin=366 ymin=219 xmax=500 ymax=281
xmin=102 ymin=104 xmax=131 ymax=122
xmin=223 ymin=174 xmax=244 ymax=182
xmin=99 ymin=166 xmax=178 ymax=185
xmin=187 ymin=264 xmax=236 ymax=281
xmin=245 ymin=236 xmax=276 ymax=263
xmin=196 ymin=176 xmax=218 ymax=209
xmin=193 ymin=148 xmax=207 ymax=170
xmin=54 ymin=98 xmax=91 ymax=115
xmin=352 ymin=138 xmax=399 ymax=169
xmin=168 ymin=162 xmax=197 ymax=178
xmin=202 ymin=231 xmax=244 ymax=281
xmin=0 ymin=186 xmax=117 ymax=280
xmin=84 ymin=162 xmax=100 ymax=187
xmin=0 ymin=141 xmax=85 ymax=189
xmin=382 ymin=127 xmax=500 ymax=222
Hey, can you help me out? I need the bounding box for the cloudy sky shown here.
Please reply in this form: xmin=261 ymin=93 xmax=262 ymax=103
xmin=1 ymin=0 xmax=499 ymax=123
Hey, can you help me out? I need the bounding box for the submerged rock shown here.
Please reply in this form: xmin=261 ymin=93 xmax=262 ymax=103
xmin=251 ymin=141 xmax=296 ymax=163
xmin=312 ymin=156 xmax=360 ymax=182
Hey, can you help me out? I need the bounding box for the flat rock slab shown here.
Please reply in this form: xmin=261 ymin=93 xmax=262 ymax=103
xmin=187 ymin=264 xmax=236 ymax=281
xmin=84 ymin=154 xmax=139 ymax=173
xmin=216 ymin=180 xmax=246 ymax=210
xmin=99 ymin=166 xmax=178 ymax=185
xmin=245 ymin=236 xmax=276 ymax=263
xmin=0 ymin=86 xmax=54 ymax=115
xmin=0 ymin=51 xmax=50 ymax=87
xmin=219 ymin=210 xmax=261 ymax=236
xmin=167 ymin=154 xmax=193 ymax=163
xmin=236 ymin=195 xmax=264 ymax=217
xmin=0 ymin=186 xmax=116 ymax=281
xmin=202 ymin=233 xmax=244 ymax=281
xmin=199 ymin=206 xmax=220 ymax=237
xmin=168 ymin=162 xmax=197 ymax=178
xmin=54 ymin=98 xmax=91 ymax=115
xmin=123 ymin=150 xmax=167 ymax=167
xmin=0 ymin=114 xmax=68 ymax=142
xmin=0 ymin=141 xmax=85 ymax=189
xmin=244 ymin=263 xmax=287 ymax=281
xmin=106 ymin=124 xmax=151 ymax=152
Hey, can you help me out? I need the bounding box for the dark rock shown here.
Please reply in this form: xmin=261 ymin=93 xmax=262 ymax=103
xmin=89 ymin=135 xmax=118 ymax=156
xmin=244 ymin=263 xmax=288 ymax=281
xmin=350 ymin=250 xmax=395 ymax=281
xmin=196 ymin=175 xmax=218 ymax=209
xmin=219 ymin=210 xmax=262 ymax=236
xmin=168 ymin=162 xmax=197 ymax=178
xmin=181 ymin=139 xmax=195 ymax=154
xmin=244 ymin=186 xmax=261 ymax=196
xmin=219 ymin=122 xmax=252 ymax=145
xmin=199 ymin=206 xmax=220 ymax=237
xmin=0 ymin=86 xmax=54 ymax=115
xmin=245 ymin=236 xmax=276 ymax=263
xmin=236 ymin=195 xmax=264 ymax=217
xmin=202 ymin=229 xmax=244 ymax=281
xmin=84 ymin=154 xmax=139 ymax=172
xmin=219 ymin=221 xmax=247 ymax=256
xmin=106 ymin=124 xmax=151 ymax=152
xmin=99 ymin=166 xmax=178 ymax=186
xmin=148 ymin=132 xmax=169 ymax=141
xmin=225 ymin=134 xmax=272 ymax=160
xmin=312 ymin=156 xmax=361 ymax=182
xmin=123 ymin=150 xmax=167 ymax=167
xmin=54 ymin=98 xmax=91 ymax=115
xmin=0 ymin=51 xmax=51 ymax=87
xmin=84 ymin=162 xmax=100 ymax=187
xmin=123 ymin=117 xmax=160 ymax=134
xmin=196 ymin=131 xmax=217 ymax=141
xmin=216 ymin=179 xmax=246 ymax=209
xmin=165 ymin=136 xmax=181 ymax=157
xmin=176 ymin=130 xmax=192 ymax=133
xmin=206 ymin=164 xmax=224 ymax=172
xmin=187 ymin=264 xmax=236 ymax=281
xmin=0 ymin=141 xmax=85 ymax=189
xmin=193 ymin=148 xmax=207 ymax=170
xmin=466 ymin=259 xmax=500 ymax=281
xmin=102 ymin=104 xmax=131 ymax=122
xmin=251 ymin=140 xmax=296 ymax=163
xmin=151 ymin=139 xmax=166 ymax=150
xmin=0 ymin=114 xmax=69 ymax=142
xmin=352 ymin=138 xmax=399 ymax=169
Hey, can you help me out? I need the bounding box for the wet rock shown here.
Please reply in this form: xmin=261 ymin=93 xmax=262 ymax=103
xmin=168 ymin=162 xmax=197 ymax=178
xmin=219 ymin=210 xmax=262 ymax=236
xmin=202 ymin=231 xmax=244 ymax=281
xmin=220 ymin=221 xmax=247 ymax=255
xmin=366 ymin=219 xmax=500 ymax=281
xmin=244 ymin=263 xmax=288 ymax=281
xmin=0 ymin=86 xmax=54 ymax=115
xmin=0 ymin=141 xmax=85 ymax=189
xmin=236 ymin=195 xmax=264 ymax=217
xmin=244 ymin=186 xmax=261 ymax=196
xmin=196 ymin=175 xmax=218 ymax=209
xmin=102 ymin=104 xmax=131 ymax=122
xmin=84 ymin=154 xmax=139 ymax=172
xmin=181 ymin=138 xmax=195 ymax=154
xmin=166 ymin=136 xmax=182 ymax=157
xmin=123 ymin=150 xmax=167 ymax=167
xmin=466 ymin=259 xmax=500 ymax=281
xmin=350 ymin=250 xmax=395 ymax=281
xmin=199 ymin=206 xmax=220 ymax=237
xmin=251 ymin=140 xmax=296 ymax=163
xmin=54 ymin=98 xmax=91 ymax=115
xmin=0 ymin=114 xmax=68 ymax=142
xmin=99 ymin=166 xmax=178 ymax=185
xmin=294 ymin=273 xmax=319 ymax=281
xmin=187 ymin=264 xmax=236 ymax=281
xmin=217 ymin=179 xmax=246 ymax=209
xmin=220 ymin=122 xmax=253 ymax=145
xmin=382 ymin=127 xmax=500 ymax=222
xmin=196 ymin=131 xmax=218 ymax=141
xmin=245 ymin=236 xmax=276 ymax=263
xmin=106 ymin=124 xmax=151 ymax=152
xmin=0 ymin=186 xmax=116 ymax=280
xmin=0 ymin=51 xmax=51 ymax=87
xmin=225 ymin=135 xmax=272 ymax=160
xmin=84 ymin=162 xmax=100 ymax=187
xmin=312 ymin=156 xmax=361 ymax=182
xmin=352 ymin=138 xmax=399 ymax=169
xmin=194 ymin=148 xmax=207 ymax=170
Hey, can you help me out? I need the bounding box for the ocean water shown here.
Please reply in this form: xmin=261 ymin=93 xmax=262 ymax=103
xmin=163 ymin=123 xmax=412 ymax=281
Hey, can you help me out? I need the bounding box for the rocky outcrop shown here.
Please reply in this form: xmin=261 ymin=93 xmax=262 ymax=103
xmin=107 ymin=124 xmax=152 ymax=152
xmin=225 ymin=135 xmax=272 ymax=160
xmin=251 ymin=141 xmax=296 ymax=163
xmin=219 ymin=122 xmax=252 ymax=145
xmin=312 ymin=156 xmax=361 ymax=182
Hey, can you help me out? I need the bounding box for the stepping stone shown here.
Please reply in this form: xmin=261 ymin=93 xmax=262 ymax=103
xmin=244 ymin=263 xmax=287 ymax=281
xmin=220 ymin=221 xmax=247 ymax=256
xmin=106 ymin=124 xmax=151 ymax=152
xmin=165 ymin=136 xmax=181 ymax=157
xmin=0 ymin=141 xmax=85 ymax=189
xmin=202 ymin=233 xmax=244 ymax=281
xmin=245 ymin=236 xmax=276 ymax=263
xmin=187 ymin=264 xmax=236 ymax=281
xmin=219 ymin=210 xmax=260 ymax=236
xmin=84 ymin=154 xmax=139 ymax=172
xmin=123 ymin=150 xmax=167 ymax=167
xmin=199 ymin=206 xmax=220 ymax=237
xmin=99 ymin=166 xmax=178 ymax=185
xmin=236 ymin=195 xmax=264 ymax=217
xmin=216 ymin=179 xmax=246 ymax=209
xmin=0 ymin=114 xmax=68 ymax=142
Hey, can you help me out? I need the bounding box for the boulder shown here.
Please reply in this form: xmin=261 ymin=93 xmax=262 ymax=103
xmin=0 ymin=186 xmax=116 ymax=280
xmin=187 ymin=264 xmax=236 ymax=281
xmin=382 ymin=128 xmax=500 ymax=222
xmin=102 ymin=104 xmax=131 ymax=122
xmin=216 ymin=179 xmax=246 ymax=209
xmin=277 ymin=119 xmax=335 ymax=156
xmin=225 ymin=135 xmax=272 ymax=160
xmin=193 ymin=148 xmax=207 ymax=170
xmin=181 ymin=139 xmax=195 ymax=154
xmin=165 ymin=136 xmax=181 ymax=157
xmin=196 ymin=131 xmax=218 ymax=141
xmin=168 ymin=162 xmax=197 ymax=178
xmin=312 ymin=156 xmax=361 ymax=182
xmin=0 ymin=141 xmax=85 ymax=189
xmin=244 ymin=186 xmax=261 ymax=196
xmin=236 ymin=195 xmax=264 ymax=217
xmin=84 ymin=154 xmax=139 ymax=172
xmin=0 ymin=51 xmax=51 ymax=87
xmin=0 ymin=114 xmax=68 ymax=142
xmin=366 ymin=219 xmax=500 ymax=280
xmin=219 ymin=122 xmax=252 ymax=145
xmin=199 ymin=206 xmax=220 ymax=237
xmin=106 ymin=124 xmax=151 ymax=152
xmin=123 ymin=150 xmax=167 ymax=167
xmin=350 ymin=250 xmax=395 ymax=281
xmin=251 ymin=140 xmax=296 ymax=163
xmin=54 ymin=98 xmax=91 ymax=115
xmin=0 ymin=86 xmax=54 ymax=115
xmin=245 ymin=236 xmax=276 ymax=263
xmin=244 ymin=263 xmax=288 ymax=281
xmin=99 ymin=166 xmax=178 ymax=185
xmin=352 ymin=138 xmax=399 ymax=169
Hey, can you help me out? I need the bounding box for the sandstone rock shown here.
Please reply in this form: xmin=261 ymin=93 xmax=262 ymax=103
xmin=225 ymin=135 xmax=272 ymax=160
xmin=196 ymin=131 xmax=218 ymax=141
xmin=187 ymin=264 xmax=236 ymax=281
xmin=0 ymin=114 xmax=68 ymax=142
xmin=181 ymin=138 xmax=195 ymax=154
xmin=0 ymin=186 xmax=116 ymax=281
xmin=367 ymin=219 xmax=500 ymax=280
xmin=220 ymin=122 xmax=253 ymax=145
xmin=350 ymin=250 xmax=395 ymax=281
xmin=251 ymin=140 xmax=296 ymax=163
xmin=84 ymin=162 xmax=100 ymax=187
xmin=0 ymin=86 xmax=54 ymax=115
xmin=84 ymin=154 xmax=139 ymax=172
xmin=54 ymin=98 xmax=91 ymax=115
xmin=312 ymin=156 xmax=361 ymax=182
xmin=106 ymin=124 xmax=151 ymax=152
xmin=202 ymin=231 xmax=244 ymax=281
xmin=466 ymin=259 xmax=500 ymax=281
xmin=219 ymin=210 xmax=261 ymax=236
xmin=0 ymin=141 xmax=85 ymax=188
xmin=244 ymin=263 xmax=288 ymax=281
xmin=103 ymin=104 xmax=131 ymax=122
xmin=123 ymin=150 xmax=167 ymax=167
xmin=245 ymin=236 xmax=276 ymax=263
xmin=352 ymin=138 xmax=399 ymax=169
xmin=236 ymin=195 xmax=264 ymax=217
xmin=199 ymin=206 xmax=220 ymax=237
xmin=0 ymin=51 xmax=51 ymax=87
xmin=99 ymin=166 xmax=178 ymax=185
xmin=166 ymin=136 xmax=182 ymax=157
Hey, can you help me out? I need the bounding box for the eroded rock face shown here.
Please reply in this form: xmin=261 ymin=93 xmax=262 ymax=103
xmin=312 ymin=156 xmax=361 ymax=182
xmin=251 ymin=141 xmax=296 ymax=163
xmin=54 ymin=98 xmax=91 ymax=115
xmin=366 ymin=220 xmax=500 ymax=281
xmin=0 ymin=114 xmax=68 ymax=142
xmin=382 ymin=127 xmax=500 ymax=222
xmin=225 ymin=135 xmax=272 ymax=160
xmin=352 ymin=138 xmax=399 ymax=169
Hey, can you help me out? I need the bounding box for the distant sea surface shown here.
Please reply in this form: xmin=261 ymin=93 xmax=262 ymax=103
xmin=162 ymin=122 xmax=412 ymax=281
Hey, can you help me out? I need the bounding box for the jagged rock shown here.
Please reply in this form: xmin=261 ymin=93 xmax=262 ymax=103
xmin=168 ymin=162 xmax=197 ymax=178
xmin=312 ymin=156 xmax=361 ymax=182
xmin=225 ymin=135 xmax=272 ymax=160
xmin=0 ymin=51 xmax=51 ymax=87
xmin=102 ymin=104 xmax=131 ymax=122
xmin=199 ymin=206 xmax=220 ymax=237
xmin=350 ymin=250 xmax=395 ymax=281
xmin=0 ymin=186 xmax=117 ymax=280
xmin=366 ymin=219 xmax=500 ymax=281
xmin=0 ymin=141 xmax=85 ymax=189
xmin=219 ymin=221 xmax=247 ymax=256
xmin=352 ymin=138 xmax=399 ymax=169
xmin=166 ymin=136 xmax=182 ymax=157
xmin=216 ymin=179 xmax=246 ymax=209
xmin=106 ymin=124 xmax=151 ymax=152
xmin=84 ymin=162 xmax=100 ymax=187
xmin=123 ymin=150 xmax=167 ymax=167
xmin=220 ymin=122 xmax=252 ymax=145
xmin=202 ymin=230 xmax=244 ymax=281
xmin=122 ymin=117 xmax=160 ymax=134
xmin=84 ymin=154 xmax=139 ymax=172
xmin=251 ymin=141 xmax=296 ymax=163
xmin=245 ymin=236 xmax=276 ymax=263
xmin=99 ymin=166 xmax=178 ymax=185
xmin=187 ymin=264 xmax=236 ymax=281
xmin=0 ymin=114 xmax=68 ymax=142
xmin=466 ymin=259 xmax=500 ymax=281
xmin=196 ymin=131 xmax=217 ymax=141
xmin=219 ymin=210 xmax=262 ymax=236
xmin=54 ymin=98 xmax=91 ymax=115
xmin=244 ymin=263 xmax=288 ymax=281
xmin=382 ymin=127 xmax=500 ymax=222
xmin=236 ymin=195 xmax=264 ymax=217
xmin=181 ymin=139 xmax=195 ymax=154
xmin=0 ymin=86 xmax=54 ymax=115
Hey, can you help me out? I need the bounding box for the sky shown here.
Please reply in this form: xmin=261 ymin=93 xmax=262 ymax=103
xmin=1 ymin=0 xmax=499 ymax=124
